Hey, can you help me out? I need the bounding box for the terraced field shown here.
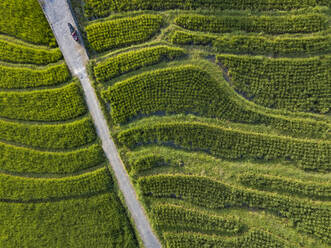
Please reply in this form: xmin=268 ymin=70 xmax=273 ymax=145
xmin=73 ymin=0 xmax=331 ymax=247
xmin=0 ymin=0 xmax=138 ymax=246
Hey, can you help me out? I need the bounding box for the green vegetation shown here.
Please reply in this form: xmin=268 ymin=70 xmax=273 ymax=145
xmin=0 ymin=192 xmax=138 ymax=247
xmin=175 ymin=13 xmax=328 ymax=34
xmin=217 ymin=54 xmax=331 ymax=113
xmin=86 ymin=14 xmax=163 ymax=52
xmin=151 ymin=204 xmax=243 ymax=234
xmin=0 ymin=81 xmax=87 ymax=121
xmin=139 ymin=174 xmax=331 ymax=243
xmin=170 ymin=30 xmax=331 ymax=55
xmin=0 ymin=142 xmax=105 ymax=174
xmin=0 ymin=37 xmax=62 ymax=65
xmin=0 ymin=167 xmax=110 ymax=201
xmin=0 ymin=63 xmax=70 ymax=89
xmin=0 ymin=0 xmax=56 ymax=46
xmin=118 ymin=119 xmax=331 ymax=171
xmin=94 ymin=45 xmax=186 ymax=83
xmin=129 ymin=154 xmax=167 ymax=174
xmin=0 ymin=116 xmax=96 ymax=149
xmin=83 ymin=0 xmax=330 ymax=18
xmin=237 ymin=172 xmax=331 ymax=200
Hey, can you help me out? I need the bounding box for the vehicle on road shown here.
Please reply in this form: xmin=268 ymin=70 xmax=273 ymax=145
xmin=68 ymin=23 xmax=79 ymax=42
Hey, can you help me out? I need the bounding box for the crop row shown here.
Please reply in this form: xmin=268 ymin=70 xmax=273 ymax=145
xmin=151 ymin=204 xmax=243 ymax=234
xmin=163 ymin=230 xmax=291 ymax=248
xmin=238 ymin=172 xmax=331 ymax=200
xmin=0 ymin=167 xmax=111 ymax=202
xmin=117 ymin=120 xmax=331 ymax=171
xmin=83 ymin=0 xmax=329 ymax=19
xmin=129 ymin=154 xmax=167 ymax=174
xmin=139 ymin=174 xmax=331 ymax=243
xmin=103 ymin=65 xmax=330 ymax=139
xmin=217 ymin=54 xmax=331 ymax=114
xmin=0 ymin=38 xmax=62 ymax=65
xmin=86 ymin=14 xmax=163 ymax=52
xmin=0 ymin=81 xmax=87 ymax=121
xmin=0 ymin=0 xmax=56 ymax=47
xmin=0 ymin=63 xmax=70 ymax=89
xmin=170 ymin=30 xmax=331 ymax=55
xmin=175 ymin=13 xmax=328 ymax=35
xmin=0 ymin=116 xmax=96 ymax=150
xmin=93 ymin=45 xmax=186 ymax=83
xmin=0 ymin=192 xmax=138 ymax=247
xmin=0 ymin=142 xmax=105 ymax=174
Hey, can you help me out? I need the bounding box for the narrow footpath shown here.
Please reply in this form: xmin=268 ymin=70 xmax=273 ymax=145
xmin=38 ymin=0 xmax=161 ymax=247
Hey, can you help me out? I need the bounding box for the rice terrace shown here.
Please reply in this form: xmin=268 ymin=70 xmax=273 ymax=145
xmin=0 ymin=0 xmax=330 ymax=247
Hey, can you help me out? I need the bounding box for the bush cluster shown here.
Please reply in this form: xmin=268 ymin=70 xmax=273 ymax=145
xmin=163 ymin=230 xmax=291 ymax=248
xmin=94 ymin=45 xmax=185 ymax=83
xmin=0 ymin=63 xmax=70 ymax=89
xmin=0 ymin=81 xmax=87 ymax=121
xmin=86 ymin=14 xmax=163 ymax=52
xmin=139 ymin=175 xmax=331 ymax=243
xmin=129 ymin=154 xmax=166 ymax=174
xmin=175 ymin=13 xmax=328 ymax=35
xmin=0 ymin=38 xmax=62 ymax=65
xmin=104 ymin=65 xmax=330 ymax=139
xmin=0 ymin=168 xmax=111 ymax=202
xmin=0 ymin=142 xmax=105 ymax=174
xmin=217 ymin=54 xmax=331 ymax=113
xmin=151 ymin=204 xmax=243 ymax=234
xmin=238 ymin=172 xmax=331 ymax=200
xmin=83 ymin=0 xmax=329 ymax=19
xmin=117 ymin=121 xmax=331 ymax=171
xmin=0 ymin=117 xmax=96 ymax=150
xmin=170 ymin=30 xmax=331 ymax=55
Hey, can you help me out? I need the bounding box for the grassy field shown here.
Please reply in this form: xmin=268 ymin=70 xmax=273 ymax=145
xmin=0 ymin=1 xmax=138 ymax=247
xmin=74 ymin=0 xmax=331 ymax=247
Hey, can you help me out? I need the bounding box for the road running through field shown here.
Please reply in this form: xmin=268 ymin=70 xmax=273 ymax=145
xmin=38 ymin=0 xmax=161 ymax=247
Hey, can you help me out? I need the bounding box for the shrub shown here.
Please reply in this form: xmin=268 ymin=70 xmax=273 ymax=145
xmin=175 ymin=13 xmax=328 ymax=35
xmin=217 ymin=54 xmax=331 ymax=113
xmin=0 ymin=38 xmax=62 ymax=65
xmin=103 ymin=65 xmax=330 ymax=139
xmin=139 ymin=174 xmax=331 ymax=243
xmin=0 ymin=63 xmax=70 ymax=89
xmin=0 ymin=116 xmax=97 ymax=149
xmin=94 ymin=45 xmax=186 ymax=83
xmin=117 ymin=120 xmax=331 ymax=171
xmin=238 ymin=172 xmax=331 ymax=200
xmin=86 ymin=14 xmax=163 ymax=52
xmin=0 ymin=81 xmax=87 ymax=121
xmin=129 ymin=154 xmax=166 ymax=174
xmin=0 ymin=142 xmax=105 ymax=174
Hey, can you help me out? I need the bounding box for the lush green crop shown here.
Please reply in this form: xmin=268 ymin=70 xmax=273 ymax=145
xmin=86 ymin=14 xmax=163 ymax=52
xmin=175 ymin=13 xmax=328 ymax=35
xmin=0 ymin=193 xmax=138 ymax=247
xmin=151 ymin=204 xmax=243 ymax=234
xmin=83 ymin=0 xmax=329 ymax=19
xmin=0 ymin=0 xmax=56 ymax=46
xmin=238 ymin=172 xmax=331 ymax=200
xmin=0 ymin=116 xmax=96 ymax=149
xmin=104 ymin=65 xmax=330 ymax=139
xmin=139 ymin=175 xmax=331 ymax=243
xmin=0 ymin=167 xmax=111 ymax=201
xmin=0 ymin=142 xmax=105 ymax=174
xmin=0 ymin=63 xmax=70 ymax=89
xmin=129 ymin=154 xmax=167 ymax=174
xmin=94 ymin=45 xmax=185 ymax=83
xmin=0 ymin=81 xmax=87 ymax=121
xmin=170 ymin=30 xmax=331 ymax=55
xmin=0 ymin=37 xmax=62 ymax=65
xmin=117 ymin=120 xmax=331 ymax=171
xmin=164 ymin=230 xmax=291 ymax=248
xmin=217 ymin=54 xmax=331 ymax=113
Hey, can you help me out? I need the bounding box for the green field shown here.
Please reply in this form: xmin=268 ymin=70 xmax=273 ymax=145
xmin=75 ymin=0 xmax=331 ymax=247
xmin=0 ymin=1 xmax=138 ymax=247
